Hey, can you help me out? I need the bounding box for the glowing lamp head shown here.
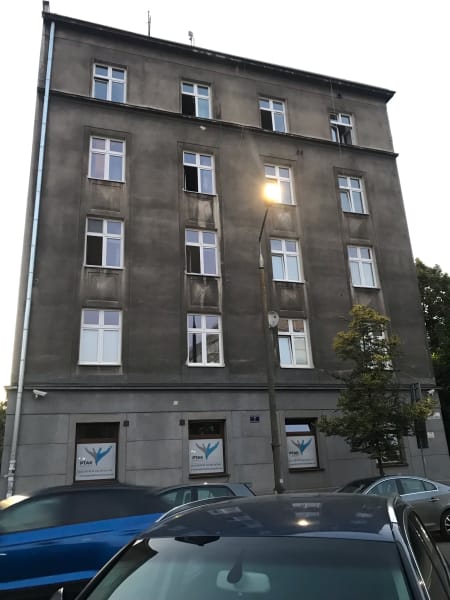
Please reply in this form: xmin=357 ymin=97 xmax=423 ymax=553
xmin=263 ymin=181 xmax=281 ymax=204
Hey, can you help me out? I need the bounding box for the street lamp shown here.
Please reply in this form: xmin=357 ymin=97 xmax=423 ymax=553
xmin=259 ymin=182 xmax=284 ymax=494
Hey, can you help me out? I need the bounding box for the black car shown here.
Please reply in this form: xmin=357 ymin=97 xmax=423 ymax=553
xmin=0 ymin=482 xmax=254 ymax=600
xmin=69 ymin=493 xmax=450 ymax=600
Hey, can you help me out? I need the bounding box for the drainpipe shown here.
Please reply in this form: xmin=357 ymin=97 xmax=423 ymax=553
xmin=6 ymin=18 xmax=55 ymax=497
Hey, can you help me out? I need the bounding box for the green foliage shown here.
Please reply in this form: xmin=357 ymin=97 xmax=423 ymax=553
xmin=318 ymin=305 xmax=434 ymax=475
xmin=416 ymin=259 xmax=450 ymax=444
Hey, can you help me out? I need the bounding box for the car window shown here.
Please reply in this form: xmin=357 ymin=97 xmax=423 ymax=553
xmin=423 ymin=480 xmax=438 ymax=492
xmin=158 ymin=489 xmax=194 ymax=511
xmin=197 ymin=486 xmax=234 ymax=500
xmin=369 ymin=479 xmax=399 ymax=496
xmin=0 ymin=496 xmax=64 ymax=533
xmin=407 ymin=512 xmax=450 ymax=598
xmin=399 ymin=478 xmax=426 ymax=494
xmin=58 ymin=489 xmax=162 ymax=525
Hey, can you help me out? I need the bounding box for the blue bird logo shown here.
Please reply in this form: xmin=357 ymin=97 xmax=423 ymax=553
xmin=291 ymin=438 xmax=312 ymax=455
xmin=196 ymin=441 xmax=220 ymax=460
xmin=85 ymin=445 xmax=112 ymax=465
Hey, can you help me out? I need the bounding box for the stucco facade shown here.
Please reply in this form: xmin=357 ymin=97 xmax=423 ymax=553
xmin=2 ymin=8 xmax=449 ymax=496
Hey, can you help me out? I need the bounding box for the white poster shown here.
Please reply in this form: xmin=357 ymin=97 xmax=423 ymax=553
xmin=189 ymin=438 xmax=224 ymax=474
xmin=75 ymin=442 xmax=116 ymax=480
xmin=287 ymin=435 xmax=317 ymax=469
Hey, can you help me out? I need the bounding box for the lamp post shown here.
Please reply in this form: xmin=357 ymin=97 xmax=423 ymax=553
xmin=259 ymin=183 xmax=284 ymax=494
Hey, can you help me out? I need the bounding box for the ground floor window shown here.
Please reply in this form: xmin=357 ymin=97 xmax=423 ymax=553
xmin=74 ymin=422 xmax=119 ymax=482
xmin=189 ymin=420 xmax=225 ymax=476
xmin=285 ymin=419 xmax=319 ymax=470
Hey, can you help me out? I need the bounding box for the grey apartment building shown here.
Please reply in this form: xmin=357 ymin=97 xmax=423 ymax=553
xmin=2 ymin=5 xmax=449 ymax=497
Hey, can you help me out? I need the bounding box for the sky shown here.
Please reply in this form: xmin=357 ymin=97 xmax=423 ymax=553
xmin=1 ymin=0 xmax=449 ymax=402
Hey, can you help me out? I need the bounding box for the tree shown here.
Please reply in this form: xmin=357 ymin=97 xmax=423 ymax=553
xmin=318 ymin=305 xmax=434 ymax=476
xmin=415 ymin=259 xmax=450 ymax=444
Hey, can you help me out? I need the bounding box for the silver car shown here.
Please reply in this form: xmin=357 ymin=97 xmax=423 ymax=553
xmin=339 ymin=475 xmax=450 ymax=538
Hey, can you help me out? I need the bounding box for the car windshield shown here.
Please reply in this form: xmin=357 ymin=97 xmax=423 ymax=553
xmin=83 ymin=536 xmax=412 ymax=600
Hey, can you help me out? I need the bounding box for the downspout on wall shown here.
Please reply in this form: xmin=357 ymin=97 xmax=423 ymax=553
xmin=6 ymin=15 xmax=55 ymax=497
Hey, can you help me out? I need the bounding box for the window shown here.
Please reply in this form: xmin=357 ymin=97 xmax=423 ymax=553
xmin=183 ymin=151 xmax=215 ymax=194
xmin=348 ymin=246 xmax=377 ymax=287
xmin=89 ymin=137 xmax=125 ymax=182
xmin=264 ymin=164 xmax=294 ymax=205
xmin=75 ymin=422 xmax=119 ymax=482
xmin=92 ymin=64 xmax=126 ymax=102
xmin=181 ymin=82 xmax=211 ymax=118
xmin=79 ymin=309 xmax=121 ymax=365
xmin=271 ymin=239 xmax=301 ymax=282
xmin=189 ymin=421 xmax=225 ymax=475
xmin=186 ymin=229 xmax=218 ymax=276
xmin=361 ymin=328 xmax=392 ymax=370
xmin=85 ymin=218 xmax=123 ymax=268
xmin=285 ymin=419 xmax=319 ymax=469
xmin=330 ymin=112 xmax=353 ymax=144
xmin=338 ymin=175 xmax=366 ymax=213
xmin=259 ymin=98 xmax=286 ymax=132
xmin=187 ymin=314 xmax=223 ymax=366
xmin=369 ymin=479 xmax=400 ymax=496
xmin=278 ymin=318 xmax=312 ymax=368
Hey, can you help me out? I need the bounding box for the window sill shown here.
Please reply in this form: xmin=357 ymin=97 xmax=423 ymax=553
xmin=280 ymin=365 xmax=313 ymax=369
xmin=183 ymin=190 xmax=216 ymax=198
xmin=352 ymin=285 xmax=379 ymax=290
xmin=187 ymin=363 xmax=225 ymax=368
xmin=78 ymin=362 xmax=122 ymax=366
xmin=342 ymin=210 xmax=369 ymax=216
xmin=88 ymin=177 xmax=125 ymax=186
xmin=186 ymin=271 xmax=220 ymax=278
xmin=273 ymin=279 xmax=303 ymax=284
xmin=84 ymin=265 xmax=124 ymax=270
xmin=189 ymin=472 xmax=228 ymax=479
xmin=288 ymin=467 xmax=324 ymax=473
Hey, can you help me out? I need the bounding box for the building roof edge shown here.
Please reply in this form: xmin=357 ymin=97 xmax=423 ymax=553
xmin=42 ymin=11 xmax=395 ymax=102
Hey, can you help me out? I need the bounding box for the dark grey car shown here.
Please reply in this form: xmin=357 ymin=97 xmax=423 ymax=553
xmin=339 ymin=475 xmax=450 ymax=539
xmin=58 ymin=493 xmax=450 ymax=600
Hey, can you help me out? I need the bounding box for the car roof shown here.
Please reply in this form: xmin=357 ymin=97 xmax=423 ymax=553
xmin=145 ymin=493 xmax=404 ymax=541
xmin=17 ymin=481 xmax=252 ymax=500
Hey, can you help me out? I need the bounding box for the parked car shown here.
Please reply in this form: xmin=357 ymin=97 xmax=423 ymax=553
xmin=57 ymin=493 xmax=450 ymax=600
xmin=338 ymin=475 xmax=450 ymax=539
xmin=0 ymin=481 xmax=254 ymax=599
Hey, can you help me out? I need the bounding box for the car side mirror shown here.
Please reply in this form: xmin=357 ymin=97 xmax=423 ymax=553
xmin=49 ymin=587 xmax=64 ymax=600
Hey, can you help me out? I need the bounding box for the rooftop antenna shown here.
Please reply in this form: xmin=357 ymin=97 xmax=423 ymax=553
xmin=147 ymin=11 xmax=151 ymax=36
xmin=188 ymin=31 xmax=195 ymax=46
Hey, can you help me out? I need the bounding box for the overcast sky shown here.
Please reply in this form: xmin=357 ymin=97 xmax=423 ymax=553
xmin=1 ymin=0 xmax=449 ymax=401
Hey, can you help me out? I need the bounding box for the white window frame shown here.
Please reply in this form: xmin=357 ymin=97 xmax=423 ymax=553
xmin=181 ymin=82 xmax=211 ymax=118
xmin=89 ymin=137 xmax=125 ymax=182
xmin=79 ymin=309 xmax=122 ymax=365
xmin=92 ymin=64 xmax=126 ymax=102
xmin=185 ymin=229 xmax=219 ymax=276
xmin=330 ymin=112 xmax=353 ymax=144
xmin=338 ymin=175 xmax=367 ymax=214
xmin=278 ymin=318 xmax=313 ymax=368
xmin=259 ymin=98 xmax=286 ymax=132
xmin=187 ymin=314 xmax=223 ymax=367
xmin=85 ymin=218 xmax=124 ymax=268
xmin=348 ymin=246 xmax=377 ymax=288
xmin=183 ymin=151 xmax=215 ymax=194
xmin=264 ymin=164 xmax=295 ymax=205
xmin=270 ymin=239 xmax=302 ymax=282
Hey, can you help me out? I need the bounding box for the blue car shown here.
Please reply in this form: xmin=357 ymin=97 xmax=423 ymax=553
xmin=0 ymin=482 xmax=254 ymax=599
